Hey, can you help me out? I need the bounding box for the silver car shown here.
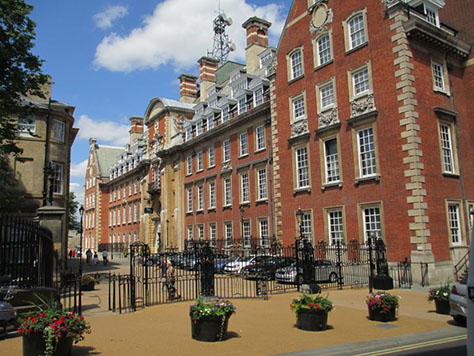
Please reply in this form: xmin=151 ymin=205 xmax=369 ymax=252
xmin=275 ymin=260 xmax=338 ymax=284
xmin=449 ymin=275 xmax=467 ymax=325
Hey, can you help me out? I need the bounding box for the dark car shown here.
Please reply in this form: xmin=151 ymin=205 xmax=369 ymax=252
xmin=242 ymin=257 xmax=295 ymax=280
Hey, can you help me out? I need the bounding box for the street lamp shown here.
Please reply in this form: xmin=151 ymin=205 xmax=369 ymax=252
xmin=296 ymin=208 xmax=304 ymax=241
xmin=78 ymin=205 xmax=84 ymax=314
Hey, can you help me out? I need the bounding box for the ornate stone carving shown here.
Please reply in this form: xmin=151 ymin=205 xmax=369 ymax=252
xmin=221 ymin=161 xmax=232 ymax=172
xmin=267 ymin=56 xmax=277 ymax=77
xmin=350 ymin=94 xmax=375 ymax=118
xmin=173 ymin=115 xmax=184 ymax=133
xmin=290 ymin=118 xmax=309 ymax=138
xmin=309 ymin=3 xmax=333 ymax=36
xmin=318 ymin=107 xmax=339 ymax=129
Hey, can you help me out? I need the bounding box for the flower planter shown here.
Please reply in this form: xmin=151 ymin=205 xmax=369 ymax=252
xmin=190 ymin=314 xmax=230 ymax=342
xmin=296 ymin=309 xmax=328 ymax=331
xmin=81 ymin=281 xmax=95 ymax=291
xmin=23 ymin=333 xmax=73 ymax=356
xmin=434 ymin=299 xmax=450 ymax=315
xmin=368 ymin=306 xmax=397 ymax=322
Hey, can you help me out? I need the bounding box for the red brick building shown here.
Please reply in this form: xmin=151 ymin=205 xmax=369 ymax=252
xmin=270 ymin=0 xmax=472 ymax=283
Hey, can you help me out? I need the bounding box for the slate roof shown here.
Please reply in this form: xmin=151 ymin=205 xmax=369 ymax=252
xmin=95 ymin=145 xmax=124 ymax=177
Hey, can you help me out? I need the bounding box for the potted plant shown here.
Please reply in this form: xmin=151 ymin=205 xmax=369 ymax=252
xmin=290 ymin=294 xmax=334 ymax=331
xmin=366 ymin=291 xmax=399 ymax=322
xmin=80 ymin=274 xmax=98 ymax=291
xmin=428 ymin=285 xmax=450 ymax=315
xmin=189 ymin=297 xmax=236 ymax=342
xmin=18 ymin=300 xmax=90 ymax=356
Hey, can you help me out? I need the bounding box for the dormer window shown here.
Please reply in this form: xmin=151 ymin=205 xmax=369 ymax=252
xmin=260 ymin=52 xmax=272 ymax=68
xmin=424 ymin=4 xmax=439 ymax=26
xmin=209 ymin=98 xmax=217 ymax=108
xmin=230 ymin=72 xmax=241 ymax=83
xmin=222 ymin=106 xmax=229 ymax=122
xmin=208 ymin=114 xmax=215 ymax=130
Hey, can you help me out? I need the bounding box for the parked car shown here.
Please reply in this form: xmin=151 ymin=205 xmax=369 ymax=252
xmin=275 ymin=259 xmax=338 ymax=284
xmin=224 ymin=256 xmax=258 ymax=274
xmin=450 ymin=275 xmax=467 ymax=325
xmin=241 ymin=257 xmax=295 ymax=280
xmin=214 ymin=254 xmax=235 ymax=274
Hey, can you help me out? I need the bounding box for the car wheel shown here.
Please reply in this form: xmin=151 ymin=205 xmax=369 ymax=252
xmin=453 ymin=315 xmax=466 ymax=325
xmin=329 ymin=272 xmax=337 ymax=283
xmin=0 ymin=321 xmax=7 ymax=339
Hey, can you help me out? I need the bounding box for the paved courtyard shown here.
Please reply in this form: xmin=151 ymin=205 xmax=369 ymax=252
xmin=0 ymin=258 xmax=466 ymax=356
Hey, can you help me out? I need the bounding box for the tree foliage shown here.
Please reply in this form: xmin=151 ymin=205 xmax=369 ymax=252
xmin=0 ymin=0 xmax=48 ymax=158
xmin=68 ymin=192 xmax=80 ymax=231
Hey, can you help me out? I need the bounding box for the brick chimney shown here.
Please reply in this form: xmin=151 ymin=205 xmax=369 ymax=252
xmin=129 ymin=116 xmax=144 ymax=146
xmin=179 ymin=73 xmax=198 ymax=103
xmin=197 ymin=56 xmax=219 ymax=102
xmin=242 ymin=17 xmax=271 ymax=74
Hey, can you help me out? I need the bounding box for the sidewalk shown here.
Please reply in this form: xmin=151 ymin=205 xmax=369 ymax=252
xmin=0 ymin=260 xmax=466 ymax=356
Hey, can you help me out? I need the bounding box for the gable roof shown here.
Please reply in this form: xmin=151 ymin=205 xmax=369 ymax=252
xmin=94 ymin=145 xmax=124 ymax=177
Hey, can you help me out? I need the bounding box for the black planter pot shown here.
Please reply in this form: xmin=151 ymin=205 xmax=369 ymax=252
xmin=23 ymin=333 xmax=73 ymax=356
xmin=296 ymin=309 xmax=328 ymax=331
xmin=190 ymin=315 xmax=230 ymax=342
xmin=81 ymin=281 xmax=95 ymax=291
xmin=434 ymin=299 xmax=450 ymax=315
xmin=368 ymin=306 xmax=397 ymax=322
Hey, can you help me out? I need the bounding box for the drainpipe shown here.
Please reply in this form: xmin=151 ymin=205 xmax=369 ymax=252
xmin=42 ymin=98 xmax=52 ymax=206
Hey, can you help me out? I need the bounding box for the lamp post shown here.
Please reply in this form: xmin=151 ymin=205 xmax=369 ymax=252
xmin=78 ymin=205 xmax=84 ymax=315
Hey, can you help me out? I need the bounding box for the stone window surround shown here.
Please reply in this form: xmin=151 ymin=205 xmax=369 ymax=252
xmin=347 ymin=61 xmax=373 ymax=101
xmin=323 ymin=206 xmax=346 ymax=245
xmin=445 ymin=199 xmax=465 ymax=247
xmin=291 ymin=141 xmax=312 ymax=192
xmin=357 ymin=201 xmax=385 ymax=243
xmin=312 ymin=30 xmax=334 ymax=69
xmin=318 ymin=129 xmax=343 ymax=189
xmin=316 ymin=77 xmax=337 ymax=114
xmin=289 ymin=91 xmax=307 ymax=123
xmin=437 ymin=117 xmax=458 ymax=176
xmin=239 ymin=170 xmax=250 ymax=204
xmin=255 ymin=165 xmax=268 ymax=202
xmin=286 ymin=46 xmax=305 ymax=82
xmin=431 ymin=57 xmax=450 ymax=96
xmin=294 ymin=209 xmax=314 ymax=243
xmin=342 ymin=8 xmax=369 ymax=53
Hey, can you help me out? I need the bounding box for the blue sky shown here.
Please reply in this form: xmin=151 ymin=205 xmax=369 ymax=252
xmin=28 ymin=0 xmax=292 ymax=204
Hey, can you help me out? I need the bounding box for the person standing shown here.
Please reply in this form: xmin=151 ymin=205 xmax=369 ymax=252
xmin=102 ymin=249 xmax=108 ymax=266
xmin=93 ymin=251 xmax=99 ymax=265
xmin=165 ymin=260 xmax=181 ymax=300
xmin=86 ymin=249 xmax=92 ymax=265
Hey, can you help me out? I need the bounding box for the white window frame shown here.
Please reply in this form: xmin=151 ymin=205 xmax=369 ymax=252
xmin=208 ymin=181 xmax=216 ymax=209
xmin=324 ymin=138 xmax=340 ymax=183
xmin=432 ymin=60 xmax=447 ymax=93
xmin=317 ymin=33 xmax=332 ymax=66
xmin=239 ymin=132 xmax=248 ymax=156
xmin=293 ymin=96 xmax=306 ymax=121
xmin=223 ymin=177 xmax=232 ymax=206
xmin=243 ymin=219 xmax=251 ymax=247
xmin=348 ymin=13 xmax=367 ymax=50
xmin=258 ymin=218 xmax=269 ymax=247
xmin=328 ymin=209 xmax=344 ymax=245
xmin=51 ymin=162 xmax=64 ymax=194
xmin=17 ymin=115 xmax=36 ymax=137
xmin=209 ymin=224 xmax=217 ymax=246
xmin=352 ymin=67 xmax=370 ymax=97
xmin=439 ymin=123 xmax=455 ymax=174
xmin=224 ymin=222 xmax=233 ymax=247
xmin=295 ymin=146 xmax=310 ymax=189
xmin=53 ymin=119 xmax=65 ymax=142
xmin=223 ymin=139 xmax=230 ymax=162
xmin=257 ymin=167 xmax=267 ymax=200
xmin=240 ymin=172 xmax=250 ymax=203
xmin=197 ymin=151 xmax=203 ymax=171
xmin=187 ymin=225 xmax=193 ymax=240
xmin=255 ymin=125 xmax=265 ymax=151
xmin=186 ymin=186 xmax=193 ymax=213
xmin=320 ymin=82 xmax=335 ymax=109
xmin=357 ymin=127 xmax=377 ymax=178
xmin=290 ymin=49 xmax=303 ymax=80
xmin=208 ymin=146 xmax=215 ymax=167
xmin=197 ymin=184 xmax=204 ymax=211
xmin=363 ymin=206 xmax=381 ymax=241
xmin=448 ymin=203 xmax=462 ymax=246
xmin=186 ymin=155 xmax=192 ymax=175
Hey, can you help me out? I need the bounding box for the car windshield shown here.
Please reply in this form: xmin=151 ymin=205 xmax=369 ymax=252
xmin=239 ymin=257 xmax=253 ymax=262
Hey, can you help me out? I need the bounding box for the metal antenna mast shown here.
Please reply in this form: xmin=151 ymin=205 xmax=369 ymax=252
xmin=207 ymin=2 xmax=235 ymax=65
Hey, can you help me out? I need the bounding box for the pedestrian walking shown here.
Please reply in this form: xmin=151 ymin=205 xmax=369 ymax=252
xmin=165 ymin=260 xmax=181 ymax=300
xmin=86 ymin=249 xmax=92 ymax=265
xmin=93 ymin=252 xmax=99 ymax=265
xmin=72 ymin=249 xmax=76 ymax=258
xmin=102 ymin=249 xmax=108 ymax=266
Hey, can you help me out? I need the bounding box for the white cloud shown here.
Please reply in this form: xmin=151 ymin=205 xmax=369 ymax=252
xmin=70 ymin=182 xmax=84 ymax=205
xmin=71 ymin=160 xmax=88 ymax=178
xmin=77 ymin=114 xmax=129 ymax=146
xmin=94 ymin=5 xmax=128 ymax=29
xmin=94 ymin=0 xmax=285 ymax=72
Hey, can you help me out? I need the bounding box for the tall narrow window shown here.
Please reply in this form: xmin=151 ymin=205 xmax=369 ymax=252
xmin=295 ymin=147 xmax=309 ymax=188
xmin=225 ymin=222 xmax=233 ymax=247
xmin=254 ymin=87 xmax=264 ymax=106
xmin=128 ymin=204 xmax=132 ymax=223
xmin=358 ymin=127 xmax=376 ymax=177
xmin=259 ymin=219 xmax=269 ymax=247
xmin=197 ymin=185 xmax=204 ymax=211
xmin=186 ymin=155 xmax=192 ymax=175
xmin=290 ymin=50 xmax=303 ymax=79
xmin=256 ymin=125 xmax=265 ymax=151
xmin=197 ymin=151 xmax=203 ymax=171
xmin=317 ymin=34 xmax=331 ymax=66
xmin=320 ymin=82 xmax=334 ymax=109
xmin=240 ymin=132 xmax=248 ymax=156
xmin=432 ymin=61 xmax=445 ymax=92
xmin=448 ymin=204 xmax=461 ymax=245
xmin=238 ymin=97 xmax=247 ymax=114
xmin=301 ymin=211 xmax=312 ymax=241
xmin=348 ymin=14 xmax=366 ymax=49
xmin=352 ymin=68 xmax=370 ymax=96
xmin=187 ymin=187 xmax=193 ymax=212
xmin=223 ymin=139 xmax=230 ymax=162
xmin=243 ymin=220 xmax=251 ymax=247
xmin=257 ymin=168 xmax=267 ymax=200
xmin=208 ymin=146 xmax=215 ymax=167
xmin=198 ymin=225 xmax=204 ymax=239
xmin=51 ymin=162 xmax=64 ymax=194
xmin=363 ymin=207 xmax=381 ymax=241
xmin=293 ymin=96 xmax=305 ymax=120
xmin=328 ymin=210 xmax=344 ymax=245
xmin=208 ymin=181 xmax=216 ymax=208
xmin=439 ymin=123 xmax=454 ymax=173
xmin=53 ymin=120 xmax=65 ymax=142
xmin=209 ymin=224 xmax=217 ymax=246
xmin=241 ymin=173 xmax=249 ymax=203
xmin=224 ymin=177 xmax=232 ymax=206
xmin=425 ymin=5 xmax=439 ymax=26
xmin=187 ymin=225 xmax=193 ymax=240
xmin=324 ymin=139 xmax=340 ymax=183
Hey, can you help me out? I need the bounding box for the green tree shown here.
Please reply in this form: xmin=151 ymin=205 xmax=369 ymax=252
xmin=68 ymin=192 xmax=80 ymax=231
xmin=0 ymin=0 xmax=48 ymax=210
